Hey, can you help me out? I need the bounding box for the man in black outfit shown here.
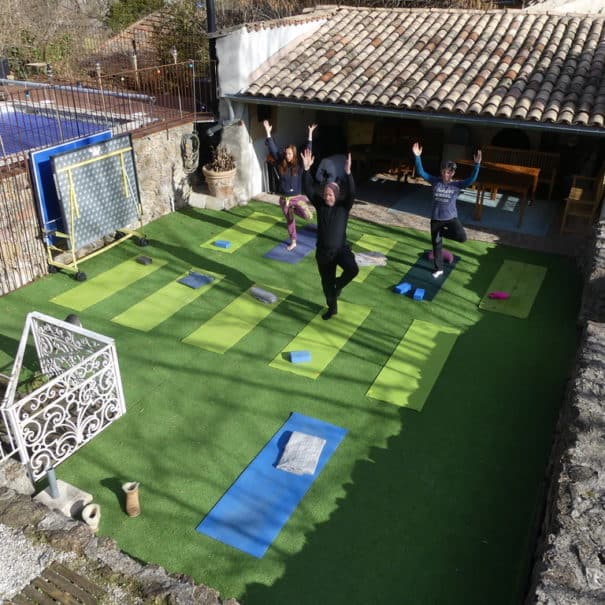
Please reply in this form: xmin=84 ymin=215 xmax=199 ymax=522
xmin=301 ymin=148 xmax=359 ymax=320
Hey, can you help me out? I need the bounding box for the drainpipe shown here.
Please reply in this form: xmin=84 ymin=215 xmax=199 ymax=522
xmin=206 ymin=0 xmax=219 ymax=118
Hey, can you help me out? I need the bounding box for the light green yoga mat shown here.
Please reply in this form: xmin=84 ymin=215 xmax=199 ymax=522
xmin=200 ymin=212 xmax=280 ymax=253
xmin=182 ymin=285 xmax=291 ymax=353
xmin=353 ymin=234 xmax=396 ymax=283
xmin=50 ymin=257 xmax=167 ymax=312
xmin=111 ymin=270 xmax=224 ymax=332
xmin=269 ymin=301 xmax=372 ymax=379
xmin=479 ymin=260 xmax=547 ymax=319
xmin=367 ymin=319 xmax=461 ymax=411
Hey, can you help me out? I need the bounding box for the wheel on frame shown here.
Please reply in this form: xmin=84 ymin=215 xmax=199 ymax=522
xmin=74 ymin=271 xmax=87 ymax=282
xmin=48 ymin=265 xmax=58 ymax=274
xmin=137 ymin=237 xmax=149 ymax=247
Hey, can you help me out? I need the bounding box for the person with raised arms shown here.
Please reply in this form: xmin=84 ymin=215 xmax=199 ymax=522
xmin=412 ymin=142 xmax=482 ymax=278
xmin=301 ymin=148 xmax=358 ymax=320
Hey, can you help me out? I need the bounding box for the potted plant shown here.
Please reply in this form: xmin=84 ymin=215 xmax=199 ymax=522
xmin=202 ymin=144 xmax=237 ymax=198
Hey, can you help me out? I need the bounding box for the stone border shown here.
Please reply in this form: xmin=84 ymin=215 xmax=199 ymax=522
xmin=0 ymin=460 xmax=240 ymax=604
xmin=526 ymin=222 xmax=605 ymax=603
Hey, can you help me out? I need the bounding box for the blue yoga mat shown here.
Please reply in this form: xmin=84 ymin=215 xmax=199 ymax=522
xmin=395 ymin=252 xmax=460 ymax=302
xmin=263 ymin=224 xmax=317 ymax=264
xmin=178 ymin=271 xmax=215 ymax=289
xmin=196 ymin=412 xmax=347 ymax=558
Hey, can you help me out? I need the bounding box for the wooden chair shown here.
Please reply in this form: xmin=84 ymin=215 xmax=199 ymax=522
xmin=560 ymin=162 xmax=605 ymax=234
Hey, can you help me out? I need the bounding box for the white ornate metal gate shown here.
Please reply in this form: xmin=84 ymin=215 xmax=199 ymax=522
xmin=0 ymin=312 xmax=126 ymax=481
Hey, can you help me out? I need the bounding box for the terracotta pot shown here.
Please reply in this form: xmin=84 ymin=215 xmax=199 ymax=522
xmin=122 ymin=481 xmax=140 ymax=517
xmin=202 ymin=165 xmax=237 ymax=198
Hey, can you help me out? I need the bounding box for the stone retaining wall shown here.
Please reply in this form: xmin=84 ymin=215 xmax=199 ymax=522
xmin=0 ymin=460 xmax=239 ymax=604
xmin=526 ymin=221 xmax=605 ymax=604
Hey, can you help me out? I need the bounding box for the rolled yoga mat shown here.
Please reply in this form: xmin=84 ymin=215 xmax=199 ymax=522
xmin=367 ymin=319 xmax=461 ymax=411
xmin=353 ymin=234 xmax=396 ymax=283
xmin=200 ymin=212 xmax=280 ymax=254
xmin=479 ymin=260 xmax=547 ymax=319
xmin=111 ymin=270 xmax=224 ymax=332
xmin=196 ymin=412 xmax=347 ymax=558
xmin=269 ymin=301 xmax=371 ymax=379
xmin=50 ymin=257 xmax=167 ymax=311
xmin=182 ymin=284 xmax=291 ymax=353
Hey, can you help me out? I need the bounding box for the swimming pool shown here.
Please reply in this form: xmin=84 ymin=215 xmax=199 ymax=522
xmin=0 ymin=104 xmax=116 ymax=156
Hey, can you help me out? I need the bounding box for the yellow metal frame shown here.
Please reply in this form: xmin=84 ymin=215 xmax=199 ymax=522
xmin=45 ymin=145 xmax=145 ymax=276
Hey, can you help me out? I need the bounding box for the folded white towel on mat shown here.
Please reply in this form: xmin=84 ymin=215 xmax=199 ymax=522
xmin=276 ymin=431 xmax=326 ymax=475
xmin=354 ymin=251 xmax=387 ymax=267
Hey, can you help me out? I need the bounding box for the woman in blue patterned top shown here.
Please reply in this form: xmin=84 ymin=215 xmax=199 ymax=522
xmin=264 ymin=120 xmax=317 ymax=251
xmin=412 ymin=142 xmax=482 ymax=278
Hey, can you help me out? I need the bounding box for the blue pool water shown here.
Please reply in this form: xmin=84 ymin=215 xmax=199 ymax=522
xmin=0 ymin=107 xmax=111 ymax=155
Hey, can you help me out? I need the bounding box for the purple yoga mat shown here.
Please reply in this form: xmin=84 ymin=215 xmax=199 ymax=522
xmin=263 ymin=224 xmax=317 ymax=264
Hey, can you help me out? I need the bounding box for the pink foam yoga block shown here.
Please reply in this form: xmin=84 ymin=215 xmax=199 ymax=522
xmin=426 ymin=249 xmax=454 ymax=264
xmin=488 ymin=291 xmax=510 ymax=300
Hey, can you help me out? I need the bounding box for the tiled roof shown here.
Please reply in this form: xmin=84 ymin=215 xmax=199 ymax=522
xmin=244 ymin=7 xmax=605 ymax=128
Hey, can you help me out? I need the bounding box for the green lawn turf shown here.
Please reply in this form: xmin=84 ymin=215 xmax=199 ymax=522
xmin=0 ymin=201 xmax=581 ymax=605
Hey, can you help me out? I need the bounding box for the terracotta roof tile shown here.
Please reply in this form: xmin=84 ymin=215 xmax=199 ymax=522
xmin=243 ymin=6 xmax=605 ymax=128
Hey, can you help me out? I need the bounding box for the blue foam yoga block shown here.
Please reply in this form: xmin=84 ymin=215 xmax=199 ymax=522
xmin=394 ymin=281 xmax=412 ymax=295
xmin=290 ymin=350 xmax=311 ymax=363
xmin=213 ymin=239 xmax=231 ymax=248
xmin=413 ymin=288 xmax=425 ymax=301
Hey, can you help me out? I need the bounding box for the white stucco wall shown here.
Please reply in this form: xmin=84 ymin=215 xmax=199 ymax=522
xmin=214 ymin=20 xmax=326 ymax=201
xmin=215 ymin=21 xmax=325 ymax=96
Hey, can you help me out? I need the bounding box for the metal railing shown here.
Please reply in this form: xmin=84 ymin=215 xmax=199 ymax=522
xmin=0 ymin=60 xmax=215 ymax=162
xmin=0 ymin=312 xmax=126 ymax=481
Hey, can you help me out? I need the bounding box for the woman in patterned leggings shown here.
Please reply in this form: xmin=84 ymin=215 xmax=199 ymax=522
xmin=264 ymin=120 xmax=317 ymax=251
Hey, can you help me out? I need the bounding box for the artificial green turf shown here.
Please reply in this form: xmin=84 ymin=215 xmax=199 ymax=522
xmin=0 ymin=201 xmax=581 ymax=605
xmin=183 ymin=284 xmax=291 ymax=354
xmin=269 ymin=301 xmax=372 ymax=379
xmin=200 ymin=211 xmax=280 ymax=253
xmin=50 ymin=256 xmax=167 ymax=311
xmin=112 ymin=269 xmax=224 ymax=332
xmin=479 ymin=259 xmax=548 ymax=318
xmin=366 ymin=318 xmax=461 ymax=410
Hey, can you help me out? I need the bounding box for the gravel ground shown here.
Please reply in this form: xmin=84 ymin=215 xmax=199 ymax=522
xmin=0 ymin=523 xmax=74 ymax=599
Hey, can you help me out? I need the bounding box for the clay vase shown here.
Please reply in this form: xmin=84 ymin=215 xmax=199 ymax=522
xmin=122 ymin=481 xmax=140 ymax=517
xmin=81 ymin=503 xmax=101 ymax=532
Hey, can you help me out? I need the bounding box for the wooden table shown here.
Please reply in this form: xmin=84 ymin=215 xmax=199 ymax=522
xmin=456 ymin=160 xmax=541 ymax=227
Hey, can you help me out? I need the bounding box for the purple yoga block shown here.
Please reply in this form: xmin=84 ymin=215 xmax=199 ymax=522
xmin=394 ymin=282 xmax=412 ymax=294
xmin=290 ymin=350 xmax=311 ymax=363
xmin=214 ymin=239 xmax=231 ymax=248
xmin=413 ymin=288 xmax=425 ymax=301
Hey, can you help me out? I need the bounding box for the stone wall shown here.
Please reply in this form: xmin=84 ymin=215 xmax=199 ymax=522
xmin=0 ymin=124 xmax=196 ymax=296
xmin=526 ymin=221 xmax=605 ymax=604
xmin=131 ymin=124 xmax=197 ymax=223
xmin=0 ymin=460 xmax=240 ymax=604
